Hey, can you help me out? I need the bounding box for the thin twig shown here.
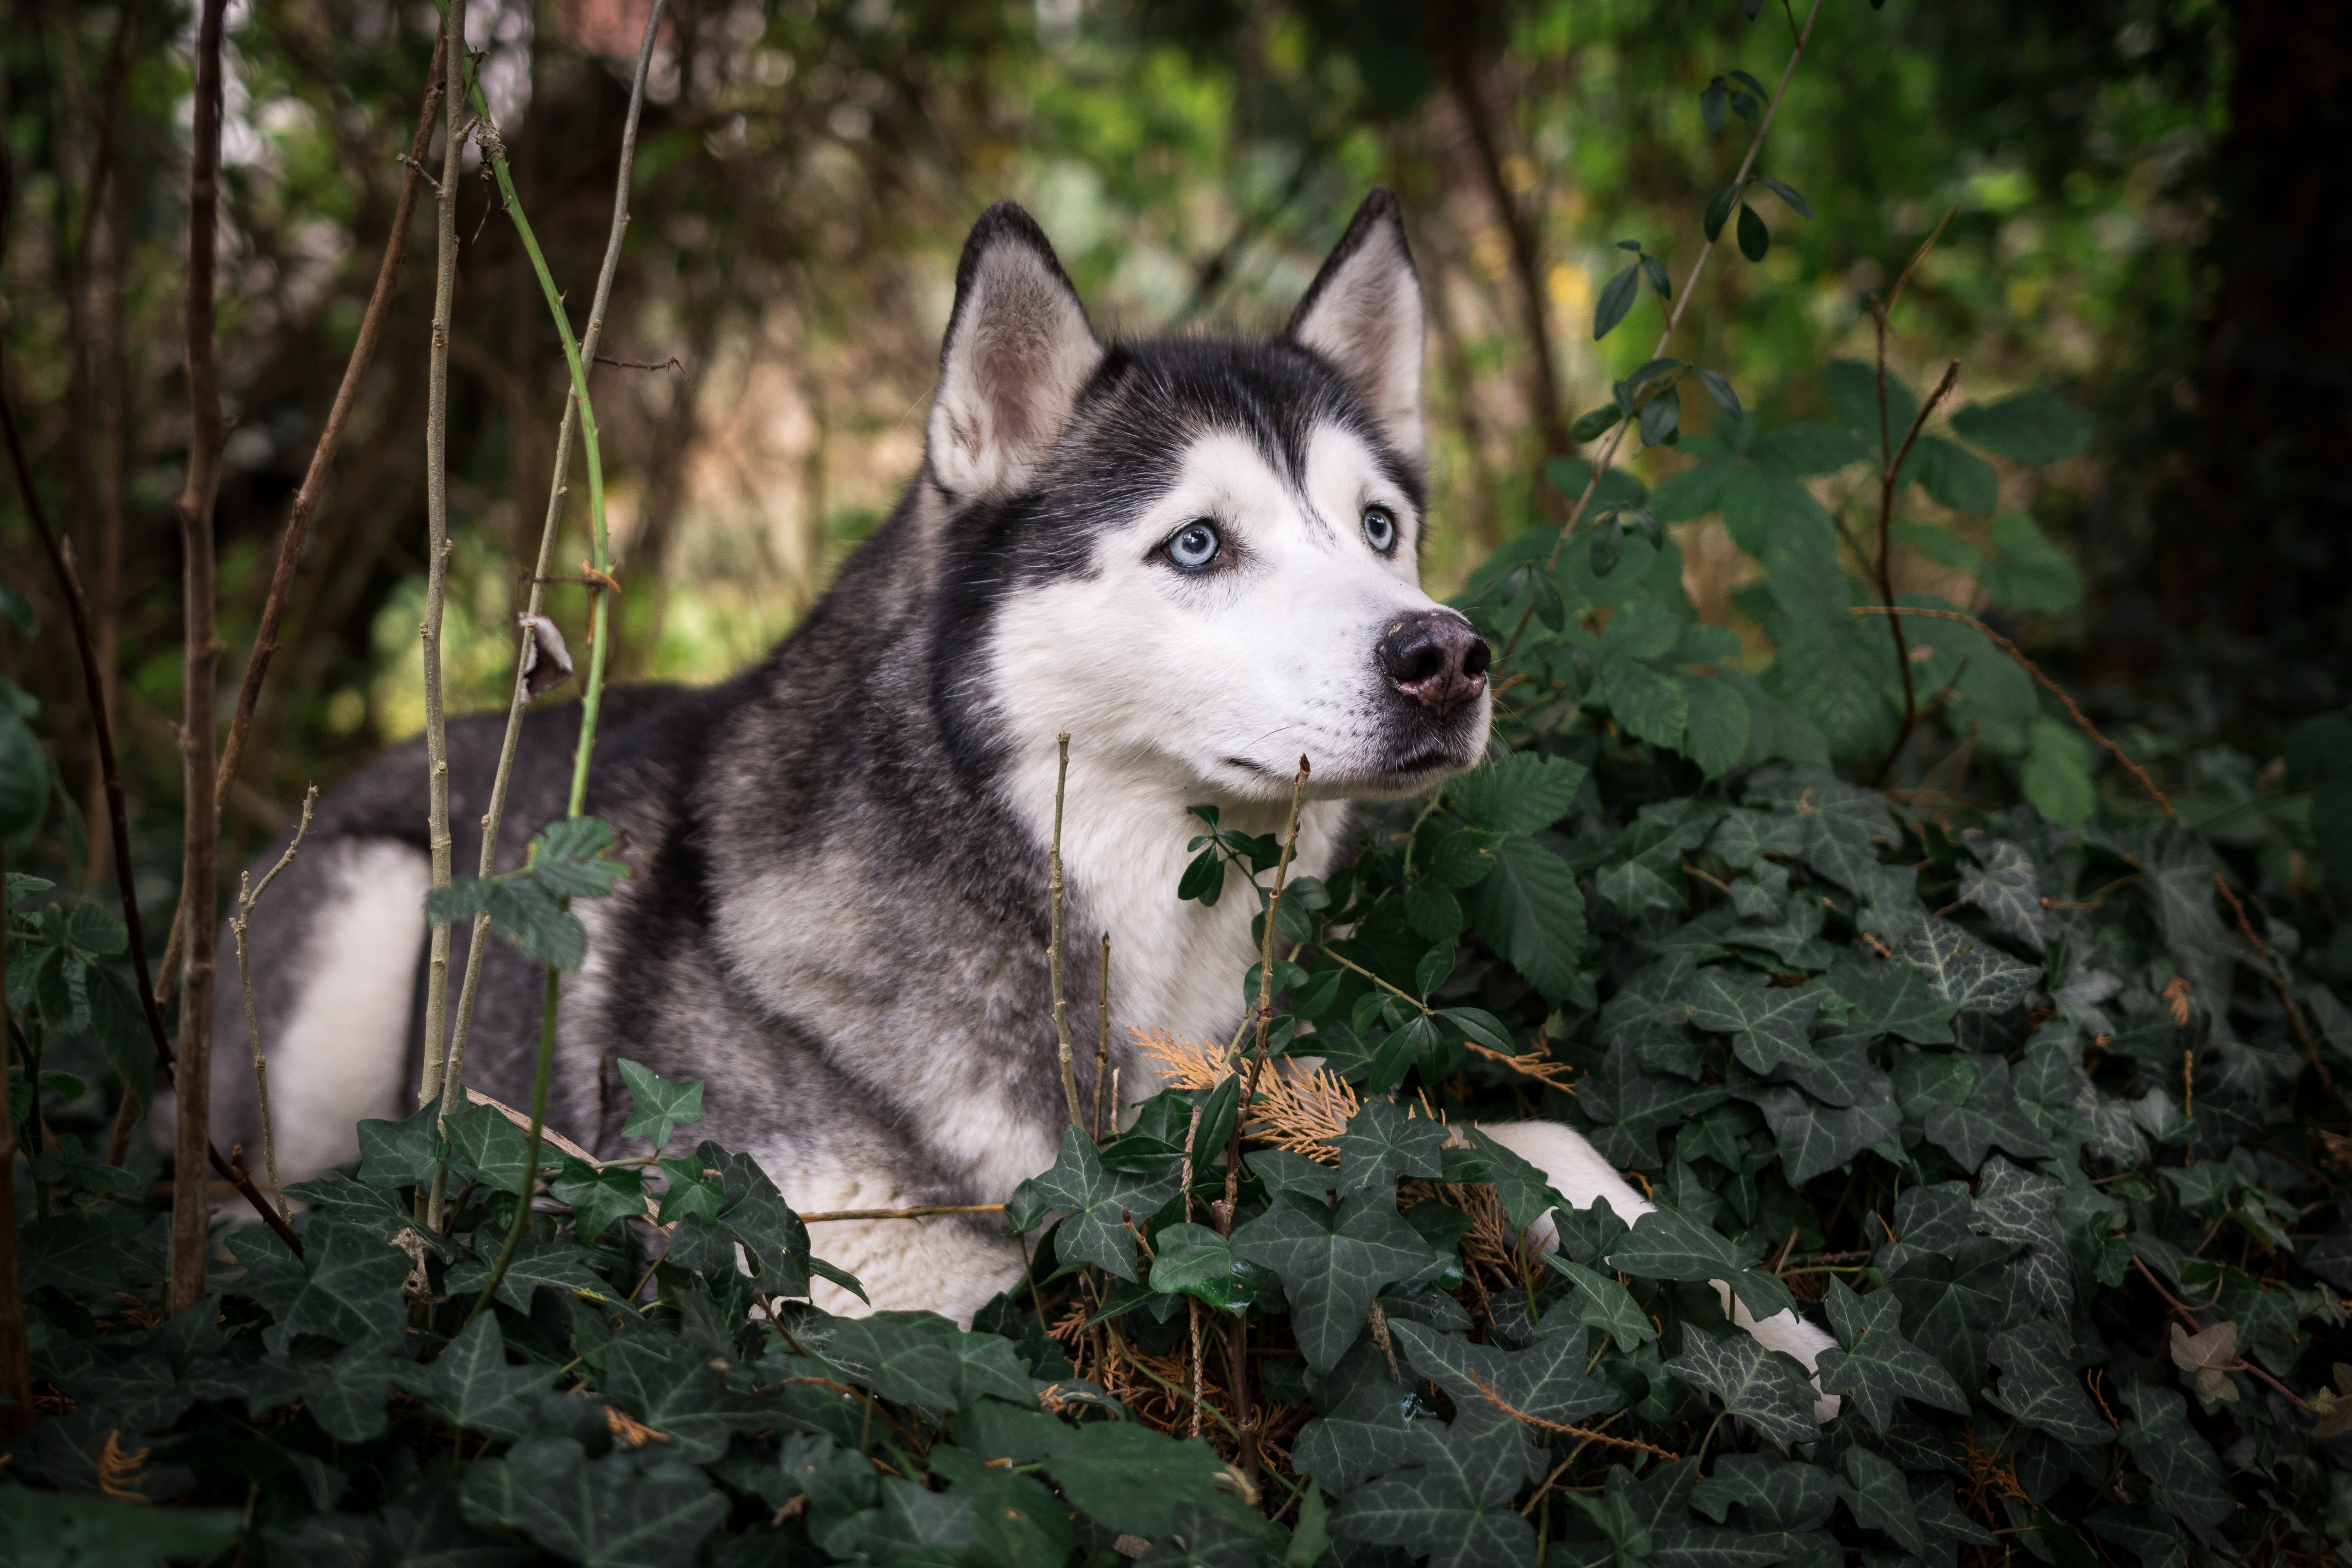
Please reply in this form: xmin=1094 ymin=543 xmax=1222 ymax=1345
xmin=465 ymin=1 xmax=660 ymax=1304
xmin=149 ymin=28 xmax=450 ymax=1009
xmin=1848 ymin=606 xmax=2173 ymax=816
xmin=1868 ymin=355 xmax=1963 ymax=786
xmin=169 ymin=0 xmax=231 ymax=1317
xmin=1498 ymin=0 xmax=1824 ymax=672
xmin=1094 ymin=933 xmax=1112 ymax=1141
xmin=234 ymin=787 xmax=317 ymax=1217
xmin=413 ymin=0 xmax=467 ymax=1218
xmin=1049 ymin=731 xmax=1083 ymax=1128
xmin=2215 ymin=873 xmax=2339 ymax=1110
xmin=433 ymin=0 xmax=663 ymax=1227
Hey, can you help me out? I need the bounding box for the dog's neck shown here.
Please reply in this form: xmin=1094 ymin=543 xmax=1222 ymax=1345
xmin=996 ymin=740 xmax=1347 ymax=1068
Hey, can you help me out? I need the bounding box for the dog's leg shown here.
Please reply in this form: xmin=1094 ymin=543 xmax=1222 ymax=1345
xmin=1476 ymin=1120 xmax=1841 ymax=1423
xmin=238 ymin=838 xmax=432 ymax=1180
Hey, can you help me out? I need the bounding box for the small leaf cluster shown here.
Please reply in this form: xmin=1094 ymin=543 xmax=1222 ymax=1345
xmin=425 ymin=815 xmax=632 ymax=970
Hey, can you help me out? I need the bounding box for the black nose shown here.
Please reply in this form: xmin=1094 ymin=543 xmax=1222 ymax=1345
xmin=1379 ymin=611 xmax=1492 ymax=715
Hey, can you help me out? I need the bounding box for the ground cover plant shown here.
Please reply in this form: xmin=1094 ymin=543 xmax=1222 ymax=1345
xmin=8 ymin=2 xmax=2352 ymax=1566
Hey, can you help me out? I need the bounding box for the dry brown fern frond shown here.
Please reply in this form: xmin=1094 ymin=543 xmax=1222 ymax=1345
xmin=1129 ymin=1027 xmax=1359 ymax=1160
xmin=94 ymin=1430 xmax=151 ymax=1503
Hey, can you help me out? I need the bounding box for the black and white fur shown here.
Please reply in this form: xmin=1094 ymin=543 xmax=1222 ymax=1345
xmin=195 ymin=193 xmax=1836 ymax=1410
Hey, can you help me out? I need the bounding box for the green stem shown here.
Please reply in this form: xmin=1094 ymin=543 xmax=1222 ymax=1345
xmin=465 ymin=964 xmax=560 ymax=1327
xmin=1320 ymin=946 xmax=1435 ymax=1016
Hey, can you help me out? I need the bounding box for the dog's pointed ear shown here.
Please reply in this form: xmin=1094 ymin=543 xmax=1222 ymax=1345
xmin=926 ymin=203 xmax=1103 ymax=498
xmin=1285 ymin=189 xmax=1425 ymax=463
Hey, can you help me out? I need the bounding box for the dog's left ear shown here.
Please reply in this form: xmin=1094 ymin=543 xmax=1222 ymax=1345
xmin=927 ymin=203 xmax=1104 ymax=499
xmin=1286 ymin=189 xmax=1425 ymax=464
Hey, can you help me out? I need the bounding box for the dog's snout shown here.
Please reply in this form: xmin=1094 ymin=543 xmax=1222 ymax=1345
xmin=1379 ymin=611 xmax=1491 ymax=715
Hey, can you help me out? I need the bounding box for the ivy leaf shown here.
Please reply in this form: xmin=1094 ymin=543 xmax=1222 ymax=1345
xmin=1447 ymin=754 xmax=1588 ymax=835
xmin=1684 ymin=969 xmax=1825 ymax=1080
xmin=1391 ymin=1318 xmax=1620 ymax=1427
xmin=1985 ymin=1319 xmax=2112 ymax=1445
xmin=355 ymin=1099 xmax=447 ymax=1187
xmin=1892 ymin=918 xmax=2040 ymax=1013
xmin=445 ymin=1234 xmax=620 ymax=1315
xmin=657 ymin=1157 xmax=727 ymax=1226
xmin=460 ymin=1435 xmax=728 ymax=1568
xmin=1540 ymin=1259 xmax=1658 ymax=1352
xmin=1231 ymin=1191 xmax=1435 ymax=1372
xmin=1882 ymin=1234 xmax=2016 ymax=1389
xmin=1151 ymin=1222 xmax=1265 ymax=1312
xmin=230 ymin=1220 xmax=410 ymax=1354
xmin=1826 ymin=959 xmax=1958 ymax=1045
xmin=2116 ymin=1382 xmax=2235 ymax=1540
xmin=1461 ymin=834 xmax=1588 ymax=1004
xmin=1446 ymin=1131 xmax=1574 ymax=1238
xmin=1812 ymin=1278 xmax=1967 ymax=1434
xmin=1839 ymin=1448 xmax=1924 ymax=1556
xmin=1920 ymin=1055 xmax=2055 ymax=1169
xmin=1664 ymin=1331 xmax=1819 ymax=1449
xmin=1754 ymin=1080 xmax=1902 ymax=1184
xmin=1037 ymin=1423 xmax=1261 ymax=1543
xmin=1005 ymin=1126 xmax=1182 ymax=1283
xmin=1949 ymin=390 xmax=2093 ymax=465
xmin=1329 ymin=1414 xmax=1540 ymax=1568
xmin=617 ymin=1058 xmax=706 ymax=1150
xmin=551 ymin=1157 xmax=649 ymax=1242
xmin=0 ymin=1491 xmax=242 ymax=1565
xmin=444 ymin=1101 xmax=536 ymax=1195
xmin=1333 ymin=1097 xmax=1449 ymax=1193
xmin=2168 ymin=1319 xmax=2240 ymax=1405
xmin=400 ymin=1312 xmax=554 ymax=1442
xmin=1604 ymin=1206 xmax=1794 ymax=1323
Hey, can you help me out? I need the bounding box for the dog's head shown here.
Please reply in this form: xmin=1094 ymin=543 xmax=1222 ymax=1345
xmin=923 ymin=191 xmax=1490 ymax=804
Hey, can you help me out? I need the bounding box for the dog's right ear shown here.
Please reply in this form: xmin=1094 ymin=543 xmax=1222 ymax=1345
xmin=926 ymin=203 xmax=1103 ymax=499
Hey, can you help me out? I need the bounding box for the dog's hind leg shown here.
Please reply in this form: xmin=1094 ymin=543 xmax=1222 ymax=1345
xmin=1476 ymin=1119 xmax=1841 ymax=1423
xmin=197 ymin=836 xmax=432 ymax=1182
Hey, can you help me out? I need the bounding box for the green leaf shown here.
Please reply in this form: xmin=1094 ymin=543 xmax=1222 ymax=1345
xmin=354 ymin=1098 xmax=447 ymax=1187
xmin=1664 ymin=1330 xmax=1819 ymax=1448
xmin=1677 ymin=679 xmax=1751 ymax=784
xmin=401 ymin=1311 xmax=554 ymax=1441
xmin=617 ymin=1057 xmax=706 ymax=1150
xmin=1594 ymin=264 xmax=1641 ymax=339
xmin=1150 ymin=1222 xmax=1264 ymax=1311
xmin=1639 ymin=385 xmax=1682 ymax=446
xmin=1446 ymin=753 xmax=1587 ymax=835
xmin=231 ymin=1220 xmax=411 ymax=1353
xmin=1684 ymin=969 xmax=1825 ymax=1080
xmin=1462 ymin=834 xmax=1588 ymax=1004
xmin=1392 ymin=1317 xmax=1619 ymax=1426
xmin=1178 ymin=844 xmax=1227 ymax=904
xmin=1230 ymin=1191 xmax=1435 ymax=1371
xmin=656 ymin=1156 xmax=726 ymax=1225
xmin=1900 ymin=434 xmax=1999 ymax=515
xmin=461 ymin=1435 xmax=728 ymax=1568
xmin=1328 ymin=1414 xmax=1540 ymax=1568
xmin=1426 ymin=828 xmax=1505 ymax=890
xmin=1755 ymin=1081 xmax=1902 ymax=1184
xmin=1040 ymin=1423 xmax=1258 ymax=1544
xmin=2022 ymin=717 xmax=2095 ymax=828
xmin=1840 ymin=1448 xmax=1924 ymax=1556
xmin=1570 ymin=404 xmax=1623 ymax=442
xmin=1826 ymin=959 xmax=1958 ymax=1044
xmin=426 ymin=873 xmax=586 ymax=969
xmin=0 ymin=707 xmax=46 ymax=842
xmin=1005 ymin=1126 xmax=1182 ymax=1282
xmin=0 ymin=587 xmax=35 ymax=637
xmin=1735 ymin=203 xmax=1769 ymax=261
xmin=551 ymin=1157 xmax=649 ymax=1241
xmin=1812 ymin=1278 xmax=1968 ymax=1434
xmin=2116 ymin=1381 xmax=2234 ymax=1539
xmin=1604 ymin=1207 xmax=1793 ymax=1322
xmin=1882 ymin=1235 xmax=2015 ymax=1389
xmin=84 ymin=962 xmax=154 ymax=1106
xmin=1694 ymin=368 xmax=1742 ymax=419
xmin=1599 ymin=657 xmax=1686 ymax=749
xmin=1891 ymin=918 xmax=2040 ymax=1014
xmin=1949 ymin=390 xmax=2093 ymax=465
xmin=1984 ymin=1318 xmax=2109 ymax=1445
xmin=445 ymin=1101 xmax=537 ymax=1195
xmin=1703 ymin=182 xmax=1741 ymax=241
xmin=0 ymin=1489 xmax=242 ymax=1567
xmin=1759 ymin=177 xmax=1812 ymax=218
xmin=526 ymin=815 xmax=629 ymax=897
xmin=696 ymin=1141 xmax=814 ymax=1291
xmin=1541 ymin=1259 xmax=1658 ymax=1352
xmin=1333 ymin=1097 xmax=1449 ymax=1193
xmin=1405 ymin=882 xmax=1464 ymax=942
xmin=1980 ymin=510 xmax=2083 ymax=613
xmin=1958 ymin=840 xmax=2050 ymax=953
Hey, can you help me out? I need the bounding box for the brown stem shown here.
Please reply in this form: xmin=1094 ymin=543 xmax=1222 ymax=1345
xmin=170 ymin=0 xmax=232 ymax=1317
xmin=1439 ymin=37 xmax=1565 ymax=458
xmin=1094 ymin=932 xmax=1111 ymax=1140
xmin=0 ymin=845 xmax=34 ymax=1439
xmin=0 ymin=364 xmax=298 ymax=1255
xmin=1868 ymin=357 xmax=1963 ymax=787
xmin=1469 ymin=1372 xmax=1680 ymax=1458
xmin=1049 ymin=731 xmax=1082 ymax=1128
xmin=1848 ymin=606 xmax=2173 ymax=816
xmin=151 ymin=28 xmax=449 ymax=1004
xmin=2214 ymin=872 xmax=2340 ymax=1111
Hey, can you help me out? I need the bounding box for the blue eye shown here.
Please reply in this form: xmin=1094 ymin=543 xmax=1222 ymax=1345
xmin=1166 ymin=521 xmax=1222 ymax=570
xmin=1363 ymin=505 xmax=1398 ymax=553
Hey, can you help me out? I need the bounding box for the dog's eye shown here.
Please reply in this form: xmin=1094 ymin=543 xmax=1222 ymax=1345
xmin=1363 ymin=505 xmax=1399 ymax=554
xmin=1164 ymin=521 xmax=1222 ymax=571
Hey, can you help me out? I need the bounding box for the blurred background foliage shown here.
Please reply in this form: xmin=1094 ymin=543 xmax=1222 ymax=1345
xmin=2 ymin=0 xmax=2346 ymax=913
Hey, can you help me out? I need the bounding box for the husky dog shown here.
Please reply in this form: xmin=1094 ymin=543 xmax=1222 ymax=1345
xmin=202 ymin=191 xmax=1835 ymax=1400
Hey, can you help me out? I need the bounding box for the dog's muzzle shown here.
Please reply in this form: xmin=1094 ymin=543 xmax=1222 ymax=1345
xmin=1378 ymin=611 xmax=1491 ymax=717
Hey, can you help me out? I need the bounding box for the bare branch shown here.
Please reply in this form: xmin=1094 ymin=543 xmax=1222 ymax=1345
xmin=234 ymin=787 xmax=317 ymax=1217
